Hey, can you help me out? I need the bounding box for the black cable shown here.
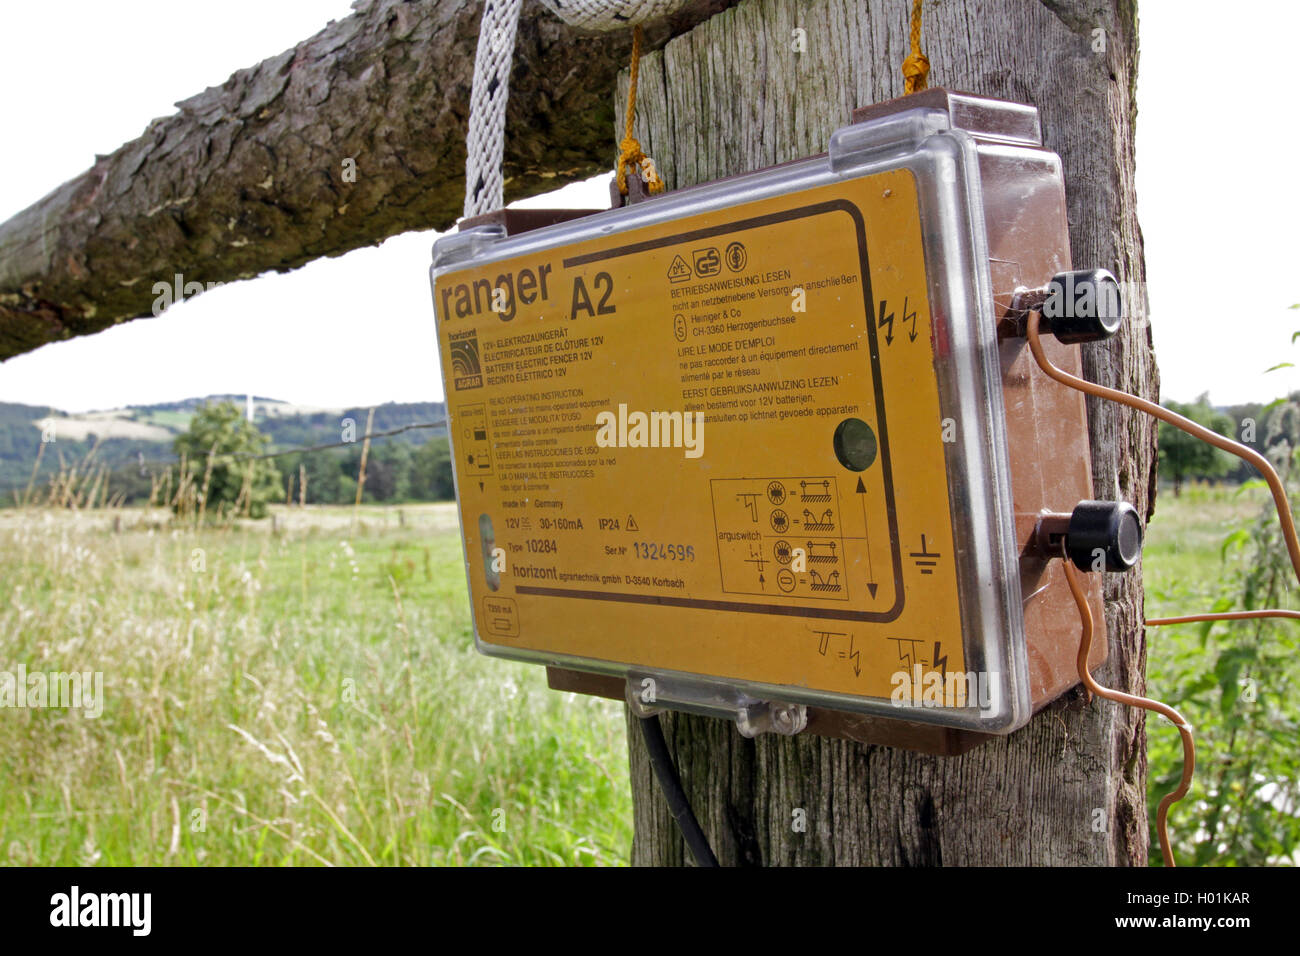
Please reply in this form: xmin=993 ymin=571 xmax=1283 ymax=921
xmin=638 ymin=714 xmax=719 ymax=867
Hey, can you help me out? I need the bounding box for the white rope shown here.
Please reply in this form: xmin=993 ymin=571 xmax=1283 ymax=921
xmin=464 ymin=0 xmax=525 ymax=218
xmin=536 ymin=0 xmax=692 ymax=31
xmin=463 ymin=0 xmax=692 ymax=218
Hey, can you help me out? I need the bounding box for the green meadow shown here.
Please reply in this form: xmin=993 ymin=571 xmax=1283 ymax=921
xmin=0 ymin=505 xmax=630 ymax=866
xmin=0 ymin=485 xmax=1290 ymax=865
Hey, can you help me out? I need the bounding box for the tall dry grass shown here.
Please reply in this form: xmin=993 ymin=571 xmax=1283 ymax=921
xmin=0 ymin=504 xmax=631 ymax=865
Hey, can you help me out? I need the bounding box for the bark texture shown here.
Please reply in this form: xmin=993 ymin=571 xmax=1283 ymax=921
xmin=0 ymin=0 xmax=738 ymax=360
xmin=622 ymin=0 xmax=1158 ymax=866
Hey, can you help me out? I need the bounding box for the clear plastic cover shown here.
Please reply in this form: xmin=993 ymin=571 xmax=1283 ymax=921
xmin=430 ymin=106 xmax=1030 ymax=733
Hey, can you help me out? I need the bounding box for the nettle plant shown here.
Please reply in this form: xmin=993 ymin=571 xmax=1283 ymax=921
xmin=1148 ymin=417 xmax=1300 ymax=866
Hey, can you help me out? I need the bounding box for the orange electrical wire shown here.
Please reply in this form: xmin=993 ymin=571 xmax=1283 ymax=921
xmin=1025 ymin=310 xmax=1300 ymax=601
xmin=1146 ymin=609 xmax=1300 ymax=626
xmin=1063 ymin=552 xmax=1195 ymax=867
xmin=1026 ymin=308 xmax=1300 ymax=866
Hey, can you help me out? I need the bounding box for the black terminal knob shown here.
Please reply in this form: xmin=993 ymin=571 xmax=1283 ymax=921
xmin=1041 ymin=269 xmax=1124 ymax=343
xmin=1065 ymin=500 xmax=1142 ymax=572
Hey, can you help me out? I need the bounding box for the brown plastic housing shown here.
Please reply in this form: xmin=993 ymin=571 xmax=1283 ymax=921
xmin=465 ymin=88 xmax=1106 ymax=756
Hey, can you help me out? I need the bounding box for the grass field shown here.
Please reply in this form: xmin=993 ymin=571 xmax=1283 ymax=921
xmin=1143 ymin=482 xmax=1264 ymax=623
xmin=0 ymin=486 xmax=1283 ymax=865
xmin=0 ymin=504 xmax=631 ymax=866
xmin=1141 ymin=482 xmax=1300 ymax=865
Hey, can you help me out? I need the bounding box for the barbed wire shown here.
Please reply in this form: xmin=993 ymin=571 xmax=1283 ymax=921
xmin=182 ymin=419 xmax=448 ymax=466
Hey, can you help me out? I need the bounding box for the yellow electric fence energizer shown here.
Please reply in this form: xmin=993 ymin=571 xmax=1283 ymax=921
xmin=431 ymin=89 xmax=1132 ymax=753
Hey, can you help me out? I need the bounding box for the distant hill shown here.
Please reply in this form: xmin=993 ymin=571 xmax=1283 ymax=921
xmin=0 ymin=397 xmax=448 ymax=505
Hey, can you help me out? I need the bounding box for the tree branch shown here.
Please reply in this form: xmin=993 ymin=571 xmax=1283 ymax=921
xmin=0 ymin=0 xmax=736 ymax=360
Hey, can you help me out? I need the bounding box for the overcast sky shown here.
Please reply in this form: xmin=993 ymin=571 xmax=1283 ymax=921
xmin=0 ymin=0 xmax=1296 ymax=413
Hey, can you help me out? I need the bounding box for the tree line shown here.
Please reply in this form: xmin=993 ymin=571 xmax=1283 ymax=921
xmin=1159 ymin=391 xmax=1300 ymax=495
xmin=163 ymin=402 xmax=457 ymax=517
xmin=1 ymin=401 xmax=455 ymax=511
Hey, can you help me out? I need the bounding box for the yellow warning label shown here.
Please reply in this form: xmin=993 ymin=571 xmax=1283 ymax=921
xmin=435 ymin=168 xmax=964 ymax=702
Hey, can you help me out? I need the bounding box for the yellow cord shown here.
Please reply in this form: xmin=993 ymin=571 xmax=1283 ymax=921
xmin=617 ymin=25 xmax=664 ymax=196
xmin=902 ymin=0 xmax=930 ymax=95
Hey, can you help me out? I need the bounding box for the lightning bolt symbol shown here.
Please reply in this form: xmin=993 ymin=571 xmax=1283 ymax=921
xmin=878 ymin=299 xmax=894 ymax=345
xmin=932 ymin=641 xmax=948 ymax=680
xmin=904 ymin=296 xmax=918 ymax=342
